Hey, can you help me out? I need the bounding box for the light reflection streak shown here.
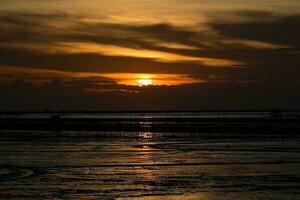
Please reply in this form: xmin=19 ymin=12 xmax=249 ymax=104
xmin=135 ymin=140 xmax=158 ymax=186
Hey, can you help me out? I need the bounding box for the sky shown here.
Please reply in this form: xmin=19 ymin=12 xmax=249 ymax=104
xmin=0 ymin=0 xmax=300 ymax=111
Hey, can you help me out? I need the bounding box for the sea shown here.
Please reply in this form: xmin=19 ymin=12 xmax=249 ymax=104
xmin=0 ymin=112 xmax=299 ymax=199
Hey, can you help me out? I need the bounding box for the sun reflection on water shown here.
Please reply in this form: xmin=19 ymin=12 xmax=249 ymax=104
xmin=138 ymin=132 xmax=154 ymax=139
xmin=135 ymin=141 xmax=158 ymax=186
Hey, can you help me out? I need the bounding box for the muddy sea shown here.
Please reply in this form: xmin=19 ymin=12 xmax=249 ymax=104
xmin=0 ymin=133 xmax=299 ymax=199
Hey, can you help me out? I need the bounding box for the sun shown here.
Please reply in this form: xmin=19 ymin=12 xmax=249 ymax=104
xmin=138 ymin=79 xmax=153 ymax=86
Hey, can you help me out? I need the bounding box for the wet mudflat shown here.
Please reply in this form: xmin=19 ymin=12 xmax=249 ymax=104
xmin=0 ymin=135 xmax=300 ymax=199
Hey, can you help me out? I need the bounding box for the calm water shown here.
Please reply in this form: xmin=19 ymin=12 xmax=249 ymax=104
xmin=0 ymin=134 xmax=300 ymax=199
xmin=1 ymin=111 xmax=299 ymax=119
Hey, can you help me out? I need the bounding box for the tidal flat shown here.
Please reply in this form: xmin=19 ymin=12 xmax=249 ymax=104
xmin=0 ymin=135 xmax=299 ymax=199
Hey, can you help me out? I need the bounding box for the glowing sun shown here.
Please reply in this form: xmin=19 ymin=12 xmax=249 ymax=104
xmin=138 ymin=79 xmax=153 ymax=86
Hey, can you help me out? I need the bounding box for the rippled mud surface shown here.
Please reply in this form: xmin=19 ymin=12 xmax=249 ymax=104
xmin=0 ymin=136 xmax=300 ymax=199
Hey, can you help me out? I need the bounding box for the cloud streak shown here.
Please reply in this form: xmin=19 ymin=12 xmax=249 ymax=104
xmin=0 ymin=2 xmax=300 ymax=110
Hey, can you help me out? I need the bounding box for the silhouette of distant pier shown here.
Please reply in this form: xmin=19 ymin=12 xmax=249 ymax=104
xmin=0 ymin=110 xmax=299 ymax=138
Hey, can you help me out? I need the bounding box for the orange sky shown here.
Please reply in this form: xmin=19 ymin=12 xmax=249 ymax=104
xmin=0 ymin=0 xmax=300 ymax=110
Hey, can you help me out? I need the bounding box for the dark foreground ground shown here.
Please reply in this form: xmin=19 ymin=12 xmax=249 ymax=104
xmin=0 ymin=135 xmax=300 ymax=199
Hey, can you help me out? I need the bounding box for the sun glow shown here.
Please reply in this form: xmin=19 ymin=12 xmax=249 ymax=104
xmin=99 ymin=73 xmax=204 ymax=86
xmin=138 ymin=79 xmax=153 ymax=86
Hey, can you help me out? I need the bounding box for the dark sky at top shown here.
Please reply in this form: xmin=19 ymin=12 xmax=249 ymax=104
xmin=0 ymin=0 xmax=300 ymax=111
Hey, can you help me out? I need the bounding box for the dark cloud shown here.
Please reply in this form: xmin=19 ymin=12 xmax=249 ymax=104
xmin=1 ymin=10 xmax=300 ymax=110
xmin=210 ymin=11 xmax=300 ymax=47
xmin=0 ymin=80 xmax=299 ymax=111
xmin=0 ymin=47 xmax=217 ymax=74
